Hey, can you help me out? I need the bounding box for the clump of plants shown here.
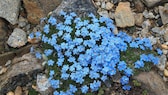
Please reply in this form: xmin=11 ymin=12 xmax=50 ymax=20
xmin=29 ymin=11 xmax=162 ymax=95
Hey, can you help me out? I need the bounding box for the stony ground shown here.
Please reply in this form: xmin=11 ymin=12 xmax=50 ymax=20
xmin=0 ymin=0 xmax=168 ymax=95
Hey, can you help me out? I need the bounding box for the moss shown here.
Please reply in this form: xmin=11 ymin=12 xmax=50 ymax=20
xmin=28 ymin=88 xmax=39 ymax=95
xmin=132 ymin=80 xmax=141 ymax=87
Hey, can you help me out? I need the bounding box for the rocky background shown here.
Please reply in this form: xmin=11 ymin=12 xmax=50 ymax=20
xmin=0 ymin=0 xmax=168 ymax=95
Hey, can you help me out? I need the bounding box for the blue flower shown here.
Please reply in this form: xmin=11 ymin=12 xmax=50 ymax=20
xmin=134 ymin=60 xmax=144 ymax=69
xmin=70 ymin=12 xmax=77 ymax=17
xmin=57 ymin=58 xmax=64 ymax=66
xmin=49 ymin=70 xmax=55 ymax=76
xmin=156 ymin=48 xmax=163 ymax=55
xmin=120 ymin=76 xmax=129 ymax=85
xmin=117 ymin=61 xmax=127 ymax=71
xmin=48 ymin=59 xmax=54 ymax=66
xmin=81 ymin=85 xmax=89 ymax=94
xmin=35 ymin=31 xmax=42 ymax=38
xmin=44 ymin=49 xmax=53 ymax=56
xmin=35 ymin=52 xmax=42 ymax=59
xmin=68 ymin=56 xmax=76 ymax=63
xmin=42 ymin=35 xmax=49 ymax=43
xmin=88 ymin=13 xmax=95 ymax=18
xmin=57 ymin=31 xmax=63 ymax=37
xmin=89 ymin=70 xmax=100 ymax=79
xmin=64 ymin=26 xmax=73 ymax=33
xmin=90 ymin=80 xmax=101 ymax=92
xmin=75 ymin=29 xmax=81 ymax=36
xmin=59 ymin=10 xmax=66 ymax=16
xmin=130 ymin=41 xmax=139 ymax=48
xmin=49 ymin=79 xmax=60 ymax=89
xmin=122 ymin=85 xmax=131 ymax=90
xmin=43 ymin=24 xmax=50 ymax=34
xmin=64 ymin=19 xmax=72 ymax=25
xmin=53 ymin=91 xmax=59 ymax=95
xmin=69 ymin=84 xmax=77 ymax=93
xmin=124 ymin=68 xmax=133 ymax=77
xmin=101 ymin=75 xmax=107 ymax=82
xmin=73 ymin=38 xmax=83 ymax=45
xmin=62 ymin=33 xmax=71 ymax=41
xmin=65 ymin=50 xmax=72 ymax=57
xmin=61 ymin=65 xmax=69 ymax=72
xmin=29 ymin=32 xmax=34 ymax=39
xmin=48 ymin=16 xmax=57 ymax=25
xmin=140 ymin=54 xmax=150 ymax=62
xmin=61 ymin=72 xmax=69 ymax=80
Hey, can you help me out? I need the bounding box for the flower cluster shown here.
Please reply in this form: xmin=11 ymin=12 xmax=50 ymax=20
xmin=30 ymin=11 xmax=161 ymax=95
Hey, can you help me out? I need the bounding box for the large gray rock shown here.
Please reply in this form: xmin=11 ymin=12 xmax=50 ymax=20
xmin=23 ymin=0 xmax=62 ymax=24
xmin=0 ymin=0 xmax=20 ymax=25
xmin=52 ymin=0 xmax=97 ymax=18
xmin=141 ymin=0 xmax=168 ymax=7
xmin=134 ymin=71 xmax=168 ymax=95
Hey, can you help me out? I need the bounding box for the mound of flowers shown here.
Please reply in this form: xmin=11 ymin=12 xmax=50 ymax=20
xmin=29 ymin=11 xmax=161 ymax=95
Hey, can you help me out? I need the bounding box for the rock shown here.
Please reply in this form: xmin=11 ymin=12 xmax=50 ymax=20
xmin=133 ymin=0 xmax=145 ymax=12
xmin=0 ymin=17 xmax=12 ymax=52
xmin=148 ymin=36 xmax=159 ymax=45
xmin=157 ymin=18 xmax=163 ymax=27
xmin=53 ymin=0 xmax=97 ymax=18
xmin=152 ymin=26 xmax=165 ymax=35
xmin=14 ymin=86 xmax=22 ymax=95
xmin=0 ymin=53 xmax=43 ymax=94
xmin=134 ymin=71 xmax=168 ymax=95
xmin=159 ymin=4 xmax=168 ymax=24
xmin=105 ymin=2 xmax=114 ymax=10
xmin=0 ymin=45 xmax=32 ymax=66
xmin=95 ymin=1 xmax=101 ymax=7
xmin=141 ymin=27 xmax=149 ymax=37
xmin=0 ymin=67 xmax=7 ymax=75
xmin=143 ymin=10 xmax=155 ymax=19
xmin=164 ymin=69 xmax=168 ymax=77
xmin=36 ymin=74 xmax=52 ymax=95
xmin=141 ymin=0 xmax=168 ymax=8
xmin=37 ymin=74 xmax=51 ymax=91
xmin=18 ymin=16 xmax=28 ymax=28
xmin=114 ymin=2 xmax=135 ymax=28
xmin=162 ymin=49 xmax=168 ymax=55
xmin=134 ymin=13 xmax=144 ymax=26
xmin=101 ymin=1 xmax=106 ymax=9
xmin=7 ymin=28 xmax=27 ymax=48
xmin=142 ymin=19 xmax=151 ymax=29
xmin=23 ymin=0 xmax=62 ymax=24
xmin=161 ymin=44 xmax=168 ymax=50
xmin=157 ymin=55 xmax=167 ymax=71
xmin=97 ymin=9 xmax=109 ymax=18
xmin=0 ymin=0 xmax=20 ymax=25
xmin=6 ymin=91 xmax=14 ymax=95
xmin=108 ymin=11 xmax=115 ymax=19
xmin=164 ymin=29 xmax=168 ymax=42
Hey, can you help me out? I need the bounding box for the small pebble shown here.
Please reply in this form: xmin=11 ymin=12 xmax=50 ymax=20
xmin=101 ymin=1 xmax=106 ymax=9
xmin=14 ymin=86 xmax=22 ymax=95
xmin=105 ymin=2 xmax=114 ymax=10
xmin=164 ymin=69 xmax=168 ymax=77
xmin=0 ymin=67 xmax=7 ymax=75
xmin=6 ymin=91 xmax=14 ymax=95
xmin=95 ymin=2 xmax=101 ymax=7
xmin=161 ymin=44 xmax=168 ymax=50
